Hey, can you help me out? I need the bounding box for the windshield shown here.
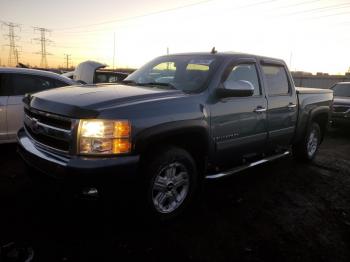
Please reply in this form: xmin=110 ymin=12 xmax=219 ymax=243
xmin=124 ymin=55 xmax=219 ymax=92
xmin=332 ymin=83 xmax=350 ymax=97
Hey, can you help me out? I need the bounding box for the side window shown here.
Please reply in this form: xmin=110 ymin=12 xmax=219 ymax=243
xmin=226 ymin=64 xmax=261 ymax=96
xmin=0 ymin=74 xmax=2 ymax=95
xmin=262 ymin=65 xmax=290 ymax=95
xmin=95 ymin=73 xmax=108 ymax=83
xmin=11 ymin=74 xmax=57 ymax=95
xmin=54 ymin=79 xmax=69 ymax=87
xmin=0 ymin=74 xmax=12 ymax=96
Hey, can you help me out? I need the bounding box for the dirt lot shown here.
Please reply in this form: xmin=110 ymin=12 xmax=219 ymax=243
xmin=0 ymin=126 xmax=349 ymax=262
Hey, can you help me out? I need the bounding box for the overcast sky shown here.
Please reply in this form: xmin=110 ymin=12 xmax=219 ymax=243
xmin=1 ymin=0 xmax=350 ymax=73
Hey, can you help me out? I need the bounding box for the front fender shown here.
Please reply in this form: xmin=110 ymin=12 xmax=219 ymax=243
xmin=133 ymin=119 xmax=212 ymax=154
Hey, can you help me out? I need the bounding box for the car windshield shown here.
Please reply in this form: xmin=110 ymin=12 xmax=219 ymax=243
xmin=124 ymin=55 xmax=219 ymax=92
xmin=332 ymin=83 xmax=350 ymax=97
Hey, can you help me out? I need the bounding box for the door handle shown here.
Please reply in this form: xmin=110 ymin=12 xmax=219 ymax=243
xmin=287 ymin=103 xmax=297 ymax=109
xmin=254 ymin=106 xmax=267 ymax=113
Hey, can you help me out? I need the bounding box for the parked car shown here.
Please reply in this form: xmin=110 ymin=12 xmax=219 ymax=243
xmin=0 ymin=68 xmax=75 ymax=143
xmin=18 ymin=52 xmax=333 ymax=220
xmin=330 ymin=82 xmax=350 ymax=126
xmin=62 ymin=61 xmax=129 ymax=84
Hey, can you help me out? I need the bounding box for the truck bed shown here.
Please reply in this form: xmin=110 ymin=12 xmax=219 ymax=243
xmin=296 ymin=87 xmax=333 ymax=94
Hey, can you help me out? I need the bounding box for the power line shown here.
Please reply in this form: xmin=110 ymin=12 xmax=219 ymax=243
xmin=1 ymin=21 xmax=21 ymax=67
xmin=54 ymin=0 xmax=218 ymax=31
xmin=32 ymin=27 xmax=52 ymax=68
xmin=112 ymin=32 xmax=116 ymax=70
xmin=273 ymin=2 xmax=350 ymax=17
xmin=54 ymin=0 xmax=285 ymax=33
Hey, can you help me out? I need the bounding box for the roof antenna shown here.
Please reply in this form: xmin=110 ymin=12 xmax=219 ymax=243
xmin=211 ymin=47 xmax=217 ymax=54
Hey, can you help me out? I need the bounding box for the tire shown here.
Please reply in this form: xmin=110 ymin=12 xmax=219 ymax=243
xmin=293 ymin=122 xmax=321 ymax=162
xmin=142 ymin=146 xmax=198 ymax=221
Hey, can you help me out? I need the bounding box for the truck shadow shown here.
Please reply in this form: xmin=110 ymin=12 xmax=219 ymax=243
xmin=328 ymin=124 xmax=350 ymax=140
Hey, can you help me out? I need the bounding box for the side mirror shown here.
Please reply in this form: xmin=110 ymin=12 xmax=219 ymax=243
xmin=217 ymin=80 xmax=255 ymax=98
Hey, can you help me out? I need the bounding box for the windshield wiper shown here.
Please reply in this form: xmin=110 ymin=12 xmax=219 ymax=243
xmin=139 ymin=82 xmax=177 ymax=90
xmin=122 ymin=80 xmax=177 ymax=90
xmin=122 ymin=79 xmax=138 ymax=85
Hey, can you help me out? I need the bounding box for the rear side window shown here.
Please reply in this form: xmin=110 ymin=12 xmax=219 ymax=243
xmin=0 ymin=74 xmax=12 ymax=96
xmin=262 ymin=65 xmax=290 ymax=95
xmin=10 ymin=74 xmax=58 ymax=95
xmin=226 ymin=64 xmax=261 ymax=96
xmin=332 ymin=84 xmax=350 ymax=97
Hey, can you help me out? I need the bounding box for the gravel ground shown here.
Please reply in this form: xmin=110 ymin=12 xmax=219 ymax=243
xmin=0 ymin=126 xmax=349 ymax=262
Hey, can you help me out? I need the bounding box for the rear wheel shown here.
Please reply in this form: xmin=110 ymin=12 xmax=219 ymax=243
xmin=143 ymin=147 xmax=198 ymax=220
xmin=293 ymin=122 xmax=321 ymax=162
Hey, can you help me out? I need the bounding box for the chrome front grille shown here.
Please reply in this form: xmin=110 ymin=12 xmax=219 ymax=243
xmin=24 ymin=107 xmax=75 ymax=154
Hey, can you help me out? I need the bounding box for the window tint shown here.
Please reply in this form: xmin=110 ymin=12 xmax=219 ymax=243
xmin=0 ymin=74 xmax=2 ymax=95
xmin=0 ymin=74 xmax=12 ymax=96
xmin=94 ymin=73 xmax=119 ymax=83
xmin=95 ymin=73 xmax=108 ymax=83
xmin=332 ymin=84 xmax=350 ymax=97
xmin=54 ymin=79 xmax=69 ymax=87
xmin=10 ymin=74 xmax=58 ymax=95
xmin=226 ymin=64 xmax=261 ymax=96
xmin=262 ymin=65 xmax=290 ymax=95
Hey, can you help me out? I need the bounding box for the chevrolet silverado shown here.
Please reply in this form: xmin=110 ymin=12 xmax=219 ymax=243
xmin=17 ymin=52 xmax=333 ymax=220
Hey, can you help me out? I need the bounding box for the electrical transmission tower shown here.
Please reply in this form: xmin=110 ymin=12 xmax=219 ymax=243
xmin=1 ymin=22 xmax=21 ymax=67
xmin=33 ymin=27 xmax=52 ymax=68
xmin=64 ymin=54 xmax=71 ymax=70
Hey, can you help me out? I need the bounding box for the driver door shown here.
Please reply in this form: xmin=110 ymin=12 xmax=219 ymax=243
xmin=210 ymin=59 xmax=268 ymax=167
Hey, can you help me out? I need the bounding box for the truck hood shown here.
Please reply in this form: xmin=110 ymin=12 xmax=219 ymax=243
xmin=333 ymin=96 xmax=350 ymax=106
xmin=28 ymin=84 xmax=184 ymax=118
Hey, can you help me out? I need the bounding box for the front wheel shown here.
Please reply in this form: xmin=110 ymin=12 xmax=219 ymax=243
xmin=143 ymin=147 xmax=198 ymax=220
xmin=293 ymin=122 xmax=321 ymax=162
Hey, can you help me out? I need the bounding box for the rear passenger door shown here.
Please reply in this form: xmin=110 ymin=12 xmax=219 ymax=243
xmin=0 ymin=74 xmax=9 ymax=141
xmin=6 ymin=74 xmax=62 ymax=139
xmin=260 ymin=61 xmax=298 ymax=150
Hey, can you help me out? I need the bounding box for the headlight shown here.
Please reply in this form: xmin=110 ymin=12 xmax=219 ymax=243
xmin=79 ymin=120 xmax=131 ymax=155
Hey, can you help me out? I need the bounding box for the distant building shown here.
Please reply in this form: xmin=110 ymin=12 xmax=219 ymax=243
xmin=292 ymin=71 xmax=350 ymax=89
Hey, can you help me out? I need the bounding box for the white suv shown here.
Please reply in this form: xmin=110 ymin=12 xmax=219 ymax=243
xmin=0 ymin=68 xmax=75 ymax=143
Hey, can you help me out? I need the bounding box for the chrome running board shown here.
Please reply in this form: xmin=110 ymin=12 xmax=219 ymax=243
xmin=205 ymin=151 xmax=290 ymax=180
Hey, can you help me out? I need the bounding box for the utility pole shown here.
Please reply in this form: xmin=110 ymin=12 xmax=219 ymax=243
xmin=33 ymin=27 xmax=52 ymax=68
xmin=64 ymin=54 xmax=71 ymax=70
xmin=166 ymin=47 xmax=170 ymax=70
xmin=112 ymin=32 xmax=116 ymax=70
xmin=1 ymin=21 xmax=21 ymax=67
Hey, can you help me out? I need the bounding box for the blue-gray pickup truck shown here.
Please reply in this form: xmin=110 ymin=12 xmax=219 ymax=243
xmin=18 ymin=52 xmax=333 ymax=220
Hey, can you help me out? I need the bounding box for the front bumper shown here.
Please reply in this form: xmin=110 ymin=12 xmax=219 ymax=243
xmin=17 ymin=128 xmax=140 ymax=192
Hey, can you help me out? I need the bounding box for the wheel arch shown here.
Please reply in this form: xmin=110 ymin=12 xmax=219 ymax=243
xmin=295 ymin=106 xmax=330 ymax=144
xmin=309 ymin=107 xmax=330 ymax=142
xmin=134 ymin=120 xmax=212 ymax=176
